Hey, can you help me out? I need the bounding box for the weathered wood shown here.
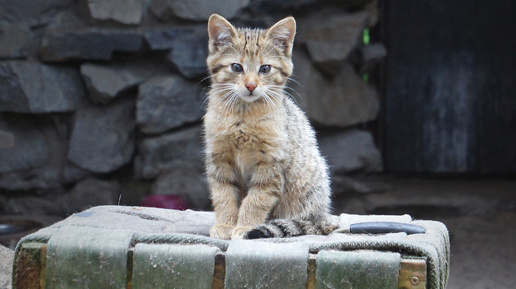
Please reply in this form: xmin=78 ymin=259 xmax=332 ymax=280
xmin=211 ymin=253 xmax=425 ymax=289
xmin=306 ymin=254 xmax=317 ymax=289
xmin=12 ymin=207 xmax=447 ymax=289
xmin=213 ymin=252 xmax=225 ymax=289
xmin=13 ymin=228 xmax=428 ymax=289
xmin=398 ymin=258 xmax=427 ymax=289
xmin=13 ymin=242 xmax=46 ymax=289
xmin=127 ymin=248 xmax=134 ymax=289
xmin=14 ymin=244 xmax=429 ymax=289
xmin=383 ymin=0 xmax=516 ymax=173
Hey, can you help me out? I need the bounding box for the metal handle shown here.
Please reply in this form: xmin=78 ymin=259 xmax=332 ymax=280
xmin=349 ymin=222 xmax=426 ymax=235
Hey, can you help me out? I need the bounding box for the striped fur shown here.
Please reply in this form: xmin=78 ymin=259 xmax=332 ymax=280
xmin=204 ymin=14 xmax=334 ymax=240
xmin=246 ymin=219 xmax=336 ymax=239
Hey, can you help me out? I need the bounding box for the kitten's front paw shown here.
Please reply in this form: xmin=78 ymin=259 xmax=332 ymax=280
xmin=231 ymin=226 xmax=255 ymax=239
xmin=210 ymin=224 xmax=234 ymax=239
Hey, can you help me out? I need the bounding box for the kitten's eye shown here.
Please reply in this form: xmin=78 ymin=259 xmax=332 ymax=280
xmin=231 ymin=63 xmax=244 ymax=73
xmin=259 ymin=65 xmax=271 ymax=74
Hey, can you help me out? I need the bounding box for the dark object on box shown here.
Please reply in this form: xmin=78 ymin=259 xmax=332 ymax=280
xmin=13 ymin=206 xmax=449 ymax=289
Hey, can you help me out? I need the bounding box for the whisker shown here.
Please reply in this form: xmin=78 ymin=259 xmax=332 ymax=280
xmin=210 ymin=90 xmax=234 ymax=99
xmin=206 ymin=85 xmax=239 ymax=109
xmin=228 ymin=93 xmax=240 ymax=113
xmin=266 ymin=84 xmax=295 ymax=92
xmin=267 ymin=81 xmax=302 ymax=103
xmin=266 ymin=90 xmax=282 ymax=102
xmin=262 ymin=94 xmax=274 ymax=112
xmin=197 ymin=75 xmax=212 ymax=86
xmin=287 ymin=76 xmax=303 ymax=88
xmin=211 ymin=83 xmax=236 ymax=88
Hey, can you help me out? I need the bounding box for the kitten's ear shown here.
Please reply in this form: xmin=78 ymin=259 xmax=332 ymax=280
xmin=266 ymin=16 xmax=296 ymax=56
xmin=208 ymin=14 xmax=238 ymax=52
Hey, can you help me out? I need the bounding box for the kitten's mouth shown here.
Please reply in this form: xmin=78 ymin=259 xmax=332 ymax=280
xmin=240 ymin=92 xmax=260 ymax=102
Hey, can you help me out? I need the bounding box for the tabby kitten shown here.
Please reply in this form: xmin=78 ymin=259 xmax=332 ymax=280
xmin=204 ymin=14 xmax=334 ymax=239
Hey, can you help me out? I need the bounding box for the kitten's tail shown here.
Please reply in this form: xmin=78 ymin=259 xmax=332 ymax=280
xmin=245 ymin=219 xmax=337 ymax=239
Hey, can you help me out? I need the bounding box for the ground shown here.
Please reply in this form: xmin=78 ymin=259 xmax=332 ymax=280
xmin=1 ymin=177 xmax=515 ymax=288
xmin=334 ymin=176 xmax=516 ymax=289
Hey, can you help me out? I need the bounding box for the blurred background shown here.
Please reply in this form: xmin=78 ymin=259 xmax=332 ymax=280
xmin=0 ymin=0 xmax=515 ymax=288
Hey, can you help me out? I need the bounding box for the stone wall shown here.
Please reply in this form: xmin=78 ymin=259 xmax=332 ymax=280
xmin=0 ymin=0 xmax=385 ymax=217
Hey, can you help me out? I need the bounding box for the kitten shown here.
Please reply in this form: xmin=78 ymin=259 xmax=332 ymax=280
xmin=204 ymin=14 xmax=335 ymax=239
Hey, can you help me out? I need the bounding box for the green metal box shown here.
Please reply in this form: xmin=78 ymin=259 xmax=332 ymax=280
xmin=14 ymin=206 xmax=449 ymax=289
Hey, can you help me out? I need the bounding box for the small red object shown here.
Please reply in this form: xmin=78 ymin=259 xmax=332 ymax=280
xmin=140 ymin=195 xmax=188 ymax=210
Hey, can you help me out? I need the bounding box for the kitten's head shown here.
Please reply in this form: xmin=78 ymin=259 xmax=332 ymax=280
xmin=207 ymin=14 xmax=296 ymax=104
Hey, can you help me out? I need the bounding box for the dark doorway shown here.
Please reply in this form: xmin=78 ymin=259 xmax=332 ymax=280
xmin=382 ymin=1 xmax=516 ymax=173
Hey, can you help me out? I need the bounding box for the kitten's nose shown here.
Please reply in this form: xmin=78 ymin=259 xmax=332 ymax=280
xmin=245 ymin=83 xmax=257 ymax=92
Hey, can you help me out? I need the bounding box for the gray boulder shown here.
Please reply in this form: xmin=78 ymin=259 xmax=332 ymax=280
xmin=143 ymin=27 xmax=208 ymax=79
xmin=0 ymin=167 xmax=62 ymax=191
xmin=85 ymin=0 xmax=144 ymax=25
xmin=319 ymin=129 xmax=383 ymax=174
xmin=247 ymin=0 xmax=320 ymax=12
xmin=0 ymin=61 xmax=86 ymax=113
xmin=298 ymin=11 xmax=370 ymax=75
xmin=0 ymin=245 xmax=13 ymax=288
xmin=0 ymin=0 xmax=74 ymax=28
xmin=166 ymin=33 xmax=209 ymax=79
xmin=137 ymin=75 xmax=204 ymax=135
xmin=80 ymin=61 xmax=169 ymax=104
xmin=152 ymin=168 xmax=210 ymax=210
xmin=0 ymin=116 xmax=48 ymax=175
xmin=68 ymin=97 xmax=135 ymax=173
xmin=359 ymin=43 xmax=387 ymax=73
xmin=0 ymin=130 xmax=13 ymax=148
xmin=0 ymin=25 xmax=30 ymax=59
xmin=62 ymin=161 xmax=92 ymax=185
xmin=292 ymin=51 xmax=379 ymax=127
xmin=57 ymin=178 xmax=120 ymax=216
xmin=0 ymin=114 xmax=67 ymax=190
xmin=134 ymin=126 xmax=204 ymax=179
xmin=248 ymin=0 xmax=375 ymax=13
xmin=143 ymin=28 xmax=194 ymax=50
xmin=40 ymin=30 xmax=143 ymax=61
xmin=2 ymin=178 xmax=119 ymax=217
xmin=4 ymin=197 xmax=60 ymax=216
xmin=149 ymin=0 xmax=249 ymax=21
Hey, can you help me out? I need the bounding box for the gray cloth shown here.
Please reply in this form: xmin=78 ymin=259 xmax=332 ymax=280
xmin=132 ymin=244 xmax=219 ymax=289
xmin=46 ymin=226 xmax=132 ymax=288
xmin=316 ymin=250 xmax=401 ymax=289
xmin=17 ymin=206 xmax=449 ymax=289
xmin=225 ymin=240 xmax=309 ymax=289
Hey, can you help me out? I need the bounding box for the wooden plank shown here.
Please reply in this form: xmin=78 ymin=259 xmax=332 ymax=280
xmin=306 ymin=254 xmax=317 ymax=289
xmin=213 ymin=253 xmax=426 ymax=289
xmin=13 ymin=242 xmax=46 ymax=289
xmin=14 ymin=243 xmax=428 ymax=289
xmin=383 ymin=0 xmax=516 ymax=173
xmin=213 ymin=252 xmax=225 ymax=289
xmin=40 ymin=244 xmax=47 ymax=289
xmin=398 ymin=258 xmax=427 ymax=289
